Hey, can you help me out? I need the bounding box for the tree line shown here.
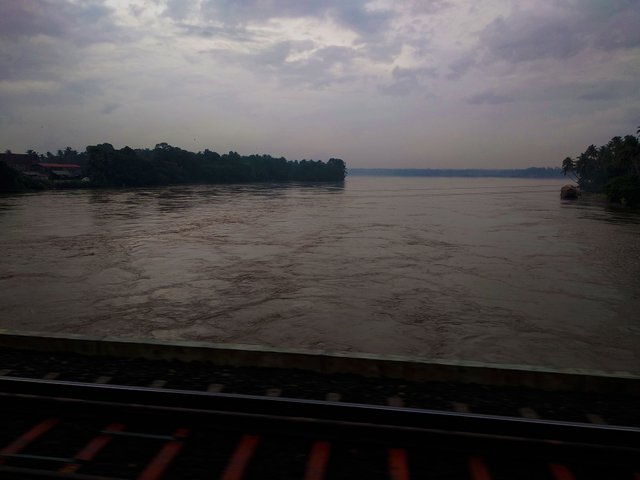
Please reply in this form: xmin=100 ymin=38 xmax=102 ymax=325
xmin=562 ymin=129 xmax=640 ymax=206
xmin=2 ymin=143 xmax=347 ymax=189
xmin=26 ymin=146 xmax=88 ymax=167
xmin=350 ymin=167 xmax=563 ymax=178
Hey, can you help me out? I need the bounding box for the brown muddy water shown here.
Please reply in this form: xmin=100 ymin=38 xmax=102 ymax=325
xmin=1 ymin=177 xmax=639 ymax=373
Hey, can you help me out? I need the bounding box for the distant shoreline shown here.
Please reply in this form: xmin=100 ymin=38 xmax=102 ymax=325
xmin=349 ymin=167 xmax=564 ymax=179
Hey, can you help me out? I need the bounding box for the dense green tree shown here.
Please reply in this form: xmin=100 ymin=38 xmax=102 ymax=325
xmin=562 ymin=156 xmax=575 ymax=177
xmin=0 ymin=161 xmax=47 ymax=191
xmin=84 ymin=143 xmax=346 ymax=187
xmin=563 ymin=129 xmax=640 ymax=205
xmin=7 ymin=142 xmax=345 ymax=189
xmin=29 ymin=147 xmax=88 ymax=168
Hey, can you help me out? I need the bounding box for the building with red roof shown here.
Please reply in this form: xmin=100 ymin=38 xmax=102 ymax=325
xmin=34 ymin=163 xmax=83 ymax=179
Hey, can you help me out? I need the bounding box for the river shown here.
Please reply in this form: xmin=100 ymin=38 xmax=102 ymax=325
xmin=1 ymin=177 xmax=638 ymax=374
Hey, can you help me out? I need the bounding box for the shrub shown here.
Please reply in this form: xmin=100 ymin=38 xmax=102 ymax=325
xmin=604 ymin=176 xmax=640 ymax=207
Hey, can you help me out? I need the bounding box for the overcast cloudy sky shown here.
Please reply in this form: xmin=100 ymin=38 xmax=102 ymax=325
xmin=1 ymin=0 xmax=639 ymax=168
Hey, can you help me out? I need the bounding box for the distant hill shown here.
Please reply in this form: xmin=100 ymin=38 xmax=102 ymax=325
xmin=349 ymin=167 xmax=564 ymax=179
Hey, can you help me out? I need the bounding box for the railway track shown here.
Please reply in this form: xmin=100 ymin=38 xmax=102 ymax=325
xmin=2 ymin=344 xmax=638 ymax=427
xmin=0 ymin=376 xmax=638 ymax=479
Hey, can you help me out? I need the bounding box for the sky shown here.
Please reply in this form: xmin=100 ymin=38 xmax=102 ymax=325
xmin=1 ymin=0 xmax=639 ymax=168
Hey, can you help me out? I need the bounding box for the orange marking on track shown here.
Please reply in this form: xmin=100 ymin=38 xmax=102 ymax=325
xmin=221 ymin=434 xmax=260 ymax=480
xmin=468 ymin=456 xmax=492 ymax=480
xmin=304 ymin=441 xmax=331 ymax=480
xmin=138 ymin=428 xmax=189 ymax=480
xmin=388 ymin=448 xmax=410 ymax=480
xmin=0 ymin=418 xmax=59 ymax=464
xmin=549 ymin=464 xmax=575 ymax=480
xmin=59 ymin=423 xmax=125 ymax=474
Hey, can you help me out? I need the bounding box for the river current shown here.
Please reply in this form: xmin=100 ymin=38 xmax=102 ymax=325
xmin=1 ymin=177 xmax=638 ymax=374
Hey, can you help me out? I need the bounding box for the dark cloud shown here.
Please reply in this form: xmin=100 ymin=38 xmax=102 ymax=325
xmin=177 ymin=22 xmax=254 ymax=42
xmin=0 ymin=0 xmax=128 ymax=132
xmin=0 ymin=0 xmax=123 ymax=84
xmin=466 ymin=91 xmax=514 ymax=105
xmin=201 ymin=0 xmax=327 ymax=22
xmin=333 ymin=4 xmax=395 ymax=37
xmin=129 ymin=3 xmax=145 ymax=18
xmin=446 ymin=55 xmax=476 ymax=80
xmin=578 ymin=89 xmax=618 ymax=102
xmin=197 ymin=0 xmax=398 ymax=40
xmin=279 ymin=46 xmax=359 ymax=87
xmin=0 ymin=40 xmax=62 ymax=81
xmin=163 ymin=0 xmax=193 ymax=21
xmin=175 ymin=1 xmax=401 ymax=78
xmin=206 ymin=42 xmax=359 ymax=88
xmin=379 ymin=65 xmax=437 ymax=96
xmin=0 ymin=76 xmax=106 ymax=113
xmin=253 ymin=41 xmax=295 ymax=67
xmin=407 ymin=0 xmax=452 ymax=15
xmin=478 ymin=1 xmax=640 ymax=65
xmin=198 ymin=7 xmax=408 ymax=90
xmin=0 ymin=0 xmax=66 ymax=38
xmin=363 ymin=38 xmax=404 ymax=63
xmin=479 ymin=14 xmax=585 ymax=63
xmin=576 ymin=80 xmax=640 ymax=102
xmin=593 ymin=5 xmax=640 ymax=51
xmin=0 ymin=0 xmax=127 ymax=109
xmin=62 ymin=79 xmax=104 ymax=103
xmin=101 ymin=102 xmax=120 ymax=115
xmin=198 ymin=0 xmax=447 ymax=27
xmin=173 ymin=1 xmax=435 ymax=86
xmin=0 ymin=0 xmax=119 ymax=45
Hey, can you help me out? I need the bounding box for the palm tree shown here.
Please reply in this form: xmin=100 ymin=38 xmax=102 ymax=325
xmin=562 ymin=156 xmax=574 ymax=175
xmin=562 ymin=156 xmax=579 ymax=182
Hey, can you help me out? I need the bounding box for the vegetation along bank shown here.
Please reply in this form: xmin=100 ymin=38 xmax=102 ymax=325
xmin=0 ymin=143 xmax=347 ymax=192
xmin=562 ymin=128 xmax=640 ymax=207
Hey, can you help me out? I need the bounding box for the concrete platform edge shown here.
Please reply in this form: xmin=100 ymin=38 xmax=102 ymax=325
xmin=0 ymin=330 xmax=638 ymax=395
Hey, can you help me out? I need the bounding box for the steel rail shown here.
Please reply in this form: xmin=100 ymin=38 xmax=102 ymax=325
xmin=1 ymin=376 xmax=638 ymax=453
xmin=0 ymin=465 xmax=122 ymax=479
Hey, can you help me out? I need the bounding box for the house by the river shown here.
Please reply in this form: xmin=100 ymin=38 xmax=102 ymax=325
xmin=0 ymin=153 xmax=82 ymax=180
xmin=33 ymin=163 xmax=83 ymax=179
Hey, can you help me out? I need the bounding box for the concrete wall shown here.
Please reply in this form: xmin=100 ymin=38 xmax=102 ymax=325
xmin=0 ymin=330 xmax=638 ymax=395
